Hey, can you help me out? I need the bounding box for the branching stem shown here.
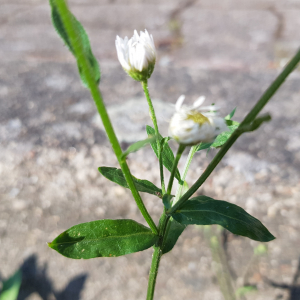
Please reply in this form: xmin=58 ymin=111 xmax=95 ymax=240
xmin=168 ymin=48 xmax=300 ymax=214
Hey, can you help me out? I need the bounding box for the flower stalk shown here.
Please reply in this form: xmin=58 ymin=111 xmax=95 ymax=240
xmin=167 ymin=144 xmax=186 ymax=195
xmin=53 ymin=0 xmax=158 ymax=235
xmin=142 ymin=80 xmax=166 ymax=194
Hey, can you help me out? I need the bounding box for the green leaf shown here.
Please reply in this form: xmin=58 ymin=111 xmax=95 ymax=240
xmin=49 ymin=219 xmax=158 ymax=259
xmin=196 ymin=118 xmax=240 ymax=151
xmin=160 ymin=137 xmax=171 ymax=149
xmin=196 ymin=108 xmax=238 ymax=151
xmin=211 ymin=123 xmax=239 ymax=148
xmin=172 ymin=196 xmax=275 ymax=242
xmin=49 ymin=0 xmax=100 ymax=86
xmin=0 ymin=270 xmax=22 ymax=300
xmin=225 ymin=107 xmax=237 ymax=120
xmin=121 ymin=136 xmax=156 ymax=159
xmin=238 ymin=113 xmax=271 ymax=133
xmin=162 ymin=194 xmax=173 ymax=210
xmin=162 ymin=217 xmax=186 ymax=254
xmin=196 ymin=142 xmax=213 ymax=152
xmin=98 ymin=167 xmax=162 ymax=197
xmin=146 ymin=125 xmax=181 ymax=181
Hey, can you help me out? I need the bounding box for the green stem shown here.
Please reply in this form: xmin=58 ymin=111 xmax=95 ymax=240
xmin=167 ymin=144 xmax=186 ymax=195
xmin=146 ymin=246 xmax=162 ymax=300
xmin=55 ymin=0 xmax=158 ymax=235
xmin=146 ymin=211 xmax=170 ymax=300
xmin=173 ymin=145 xmax=197 ymax=204
xmin=142 ymin=80 xmax=166 ymax=194
xmin=168 ymin=48 xmax=300 ymax=214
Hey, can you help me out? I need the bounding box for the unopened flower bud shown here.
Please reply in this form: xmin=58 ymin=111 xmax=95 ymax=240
xmin=169 ymin=95 xmax=228 ymax=145
xmin=115 ymin=30 xmax=156 ymax=81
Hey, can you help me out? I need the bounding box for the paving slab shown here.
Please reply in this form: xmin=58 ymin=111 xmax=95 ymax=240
xmin=1 ymin=1 xmax=300 ymax=300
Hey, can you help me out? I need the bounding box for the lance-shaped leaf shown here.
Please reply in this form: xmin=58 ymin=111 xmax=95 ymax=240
xmin=49 ymin=0 xmax=100 ymax=86
xmin=211 ymin=122 xmax=240 ymax=148
xmin=196 ymin=108 xmax=238 ymax=152
xmin=98 ymin=167 xmax=162 ymax=197
xmin=0 ymin=270 xmax=22 ymax=300
xmin=121 ymin=136 xmax=156 ymax=159
xmin=48 ymin=219 xmax=158 ymax=259
xmin=146 ymin=125 xmax=181 ymax=181
xmin=162 ymin=194 xmax=173 ymax=210
xmin=238 ymin=114 xmax=271 ymax=133
xmin=225 ymin=107 xmax=237 ymax=120
xmin=162 ymin=217 xmax=186 ymax=254
xmin=196 ymin=142 xmax=213 ymax=152
xmin=172 ymin=196 xmax=275 ymax=242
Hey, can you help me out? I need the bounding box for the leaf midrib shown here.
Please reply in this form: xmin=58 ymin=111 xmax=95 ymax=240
xmin=52 ymin=231 xmax=156 ymax=246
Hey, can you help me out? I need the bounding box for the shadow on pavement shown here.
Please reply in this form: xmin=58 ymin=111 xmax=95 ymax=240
xmin=265 ymin=256 xmax=300 ymax=300
xmin=18 ymin=255 xmax=87 ymax=300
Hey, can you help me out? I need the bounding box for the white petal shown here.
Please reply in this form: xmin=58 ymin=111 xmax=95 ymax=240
xmin=193 ymin=96 xmax=205 ymax=108
xmin=133 ymin=30 xmax=139 ymax=41
xmin=175 ymin=95 xmax=185 ymax=111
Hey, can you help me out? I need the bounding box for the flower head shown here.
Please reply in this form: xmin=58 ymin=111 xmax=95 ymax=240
xmin=115 ymin=30 xmax=156 ymax=81
xmin=168 ymin=95 xmax=228 ymax=145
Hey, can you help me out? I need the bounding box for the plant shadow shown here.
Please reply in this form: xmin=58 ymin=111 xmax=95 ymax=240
xmin=265 ymin=256 xmax=300 ymax=300
xmin=17 ymin=254 xmax=87 ymax=300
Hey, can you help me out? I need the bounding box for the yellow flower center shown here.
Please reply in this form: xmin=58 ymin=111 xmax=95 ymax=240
xmin=186 ymin=111 xmax=209 ymax=125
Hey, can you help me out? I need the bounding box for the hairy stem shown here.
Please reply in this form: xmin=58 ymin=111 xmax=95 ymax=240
xmin=146 ymin=211 xmax=170 ymax=300
xmin=168 ymin=48 xmax=300 ymax=214
xmin=142 ymin=80 xmax=166 ymax=194
xmin=146 ymin=246 xmax=162 ymax=300
xmin=55 ymin=0 xmax=158 ymax=234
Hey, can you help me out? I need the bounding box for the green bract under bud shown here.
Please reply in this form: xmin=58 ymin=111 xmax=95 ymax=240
xmin=115 ymin=30 xmax=156 ymax=82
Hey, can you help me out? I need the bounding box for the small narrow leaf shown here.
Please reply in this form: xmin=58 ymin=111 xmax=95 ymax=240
xmin=225 ymin=107 xmax=237 ymax=120
xmin=211 ymin=123 xmax=239 ymax=148
xmin=238 ymin=114 xmax=271 ymax=133
xmin=196 ymin=117 xmax=240 ymax=151
xmin=162 ymin=194 xmax=173 ymax=210
xmin=0 ymin=270 xmax=22 ymax=300
xmin=172 ymin=196 xmax=275 ymax=242
xmin=160 ymin=137 xmax=171 ymax=149
xmin=49 ymin=0 xmax=100 ymax=86
xmin=122 ymin=136 xmax=156 ymax=158
xmin=49 ymin=219 xmax=159 ymax=259
xmin=196 ymin=142 xmax=213 ymax=152
xmin=162 ymin=217 xmax=186 ymax=254
xmin=146 ymin=125 xmax=181 ymax=181
xmin=98 ymin=167 xmax=162 ymax=197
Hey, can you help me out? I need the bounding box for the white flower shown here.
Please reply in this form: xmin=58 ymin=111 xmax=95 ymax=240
xmin=168 ymin=95 xmax=228 ymax=145
xmin=115 ymin=30 xmax=156 ymax=81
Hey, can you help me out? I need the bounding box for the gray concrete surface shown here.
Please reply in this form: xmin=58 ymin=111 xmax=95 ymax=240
xmin=0 ymin=0 xmax=300 ymax=299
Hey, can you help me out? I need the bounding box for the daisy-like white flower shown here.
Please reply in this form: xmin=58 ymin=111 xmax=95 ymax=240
xmin=115 ymin=30 xmax=156 ymax=81
xmin=168 ymin=95 xmax=228 ymax=145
